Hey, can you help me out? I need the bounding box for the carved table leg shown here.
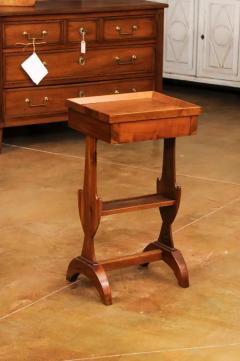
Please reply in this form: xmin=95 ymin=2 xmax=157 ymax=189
xmin=66 ymin=136 xmax=112 ymax=305
xmin=143 ymin=138 xmax=189 ymax=288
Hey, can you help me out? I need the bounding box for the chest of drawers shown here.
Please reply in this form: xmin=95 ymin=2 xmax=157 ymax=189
xmin=0 ymin=0 xmax=168 ymax=150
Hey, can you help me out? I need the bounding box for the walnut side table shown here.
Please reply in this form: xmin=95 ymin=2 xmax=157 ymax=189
xmin=66 ymin=91 xmax=202 ymax=305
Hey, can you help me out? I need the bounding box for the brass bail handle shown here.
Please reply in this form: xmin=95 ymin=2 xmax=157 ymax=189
xmin=115 ymin=54 xmax=137 ymax=65
xmin=22 ymin=30 xmax=48 ymax=42
xmin=15 ymin=30 xmax=47 ymax=49
xmin=115 ymin=24 xmax=138 ymax=36
xmin=25 ymin=96 xmax=49 ymax=108
xmin=114 ymin=88 xmax=137 ymax=94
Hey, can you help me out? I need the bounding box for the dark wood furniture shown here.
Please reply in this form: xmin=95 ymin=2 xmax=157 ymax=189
xmin=0 ymin=0 xmax=168 ymax=151
xmin=66 ymin=91 xmax=202 ymax=305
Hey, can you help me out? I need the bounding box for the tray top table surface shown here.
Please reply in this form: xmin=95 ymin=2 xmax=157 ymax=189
xmin=66 ymin=91 xmax=202 ymax=123
xmin=66 ymin=91 xmax=202 ymax=144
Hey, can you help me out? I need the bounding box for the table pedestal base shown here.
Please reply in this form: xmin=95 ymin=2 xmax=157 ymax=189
xmin=67 ymin=243 xmax=189 ymax=305
xmin=66 ymin=136 xmax=189 ymax=305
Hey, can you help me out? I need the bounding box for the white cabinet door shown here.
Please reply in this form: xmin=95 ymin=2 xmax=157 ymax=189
xmin=163 ymin=0 xmax=198 ymax=76
xmin=197 ymin=0 xmax=240 ymax=81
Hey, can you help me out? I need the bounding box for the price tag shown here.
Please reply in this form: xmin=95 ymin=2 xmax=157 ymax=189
xmin=81 ymin=40 xmax=86 ymax=54
xmin=21 ymin=52 xmax=48 ymax=85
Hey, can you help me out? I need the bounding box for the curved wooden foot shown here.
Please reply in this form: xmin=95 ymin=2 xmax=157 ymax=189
xmin=66 ymin=257 xmax=112 ymax=305
xmin=162 ymin=248 xmax=189 ymax=288
xmin=142 ymin=242 xmax=189 ymax=288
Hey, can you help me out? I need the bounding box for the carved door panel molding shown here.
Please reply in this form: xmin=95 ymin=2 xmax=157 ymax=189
xmin=163 ymin=0 xmax=198 ymax=76
xmin=197 ymin=0 xmax=240 ymax=81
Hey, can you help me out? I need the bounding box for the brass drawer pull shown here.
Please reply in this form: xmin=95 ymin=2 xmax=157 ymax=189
xmin=79 ymin=57 xmax=86 ymax=65
xmin=114 ymin=88 xmax=137 ymax=94
xmin=79 ymin=90 xmax=85 ymax=97
xmin=115 ymin=25 xmax=138 ymax=36
xmin=22 ymin=30 xmax=48 ymax=41
xmin=115 ymin=55 xmax=137 ymax=65
xmin=25 ymin=96 xmax=49 ymax=107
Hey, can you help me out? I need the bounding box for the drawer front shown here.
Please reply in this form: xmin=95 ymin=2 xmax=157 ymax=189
xmin=4 ymin=47 xmax=154 ymax=86
xmin=4 ymin=79 xmax=153 ymax=120
xmin=78 ymin=78 xmax=154 ymax=98
xmin=4 ymin=86 xmax=73 ymax=119
xmin=67 ymin=20 xmax=97 ymax=43
xmin=103 ymin=17 xmax=155 ymax=41
xmin=3 ymin=21 xmax=62 ymax=48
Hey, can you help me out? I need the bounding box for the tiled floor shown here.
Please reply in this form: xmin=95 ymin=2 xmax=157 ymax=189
xmin=0 ymin=84 xmax=239 ymax=361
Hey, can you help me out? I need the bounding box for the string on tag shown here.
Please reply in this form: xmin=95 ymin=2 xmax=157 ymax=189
xmin=15 ymin=39 xmax=46 ymax=52
xmin=32 ymin=38 xmax=36 ymax=53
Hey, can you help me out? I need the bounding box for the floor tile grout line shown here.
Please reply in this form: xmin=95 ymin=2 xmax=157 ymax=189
xmin=2 ymin=143 xmax=85 ymax=160
xmin=176 ymin=172 xmax=240 ymax=187
xmin=63 ymin=342 xmax=240 ymax=361
xmin=0 ymin=281 xmax=80 ymax=322
xmin=173 ymin=195 xmax=240 ymax=234
xmin=3 ymin=143 xmax=240 ymax=187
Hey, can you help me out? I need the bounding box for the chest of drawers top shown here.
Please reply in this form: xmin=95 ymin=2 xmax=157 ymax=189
xmin=0 ymin=0 xmax=167 ymax=17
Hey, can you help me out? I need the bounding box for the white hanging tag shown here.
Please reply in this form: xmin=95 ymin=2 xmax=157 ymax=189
xmin=81 ymin=40 xmax=86 ymax=54
xmin=21 ymin=52 xmax=48 ymax=85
